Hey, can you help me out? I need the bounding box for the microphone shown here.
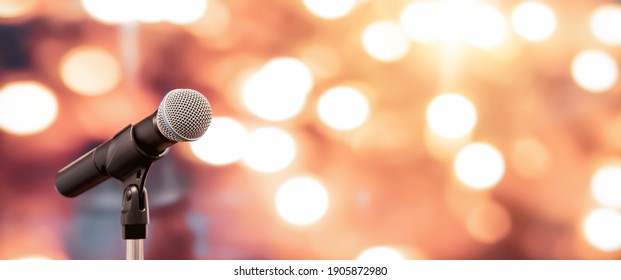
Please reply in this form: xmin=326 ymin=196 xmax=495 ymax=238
xmin=55 ymin=89 xmax=212 ymax=197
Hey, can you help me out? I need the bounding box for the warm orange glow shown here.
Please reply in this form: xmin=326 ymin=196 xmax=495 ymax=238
xmin=400 ymin=0 xmax=507 ymax=48
xmin=466 ymin=199 xmax=512 ymax=244
xmin=591 ymin=164 xmax=621 ymax=208
xmin=454 ymin=143 xmax=506 ymax=189
xmin=275 ymin=176 xmax=329 ymax=226
xmin=81 ymin=0 xmax=207 ymax=24
xmin=362 ymin=21 xmax=410 ymax=62
xmin=3 ymin=0 xmax=621 ymax=261
xmin=591 ymin=4 xmax=621 ymax=45
xmin=60 ymin=47 xmax=122 ymax=96
xmin=303 ymin=0 xmax=357 ymax=20
xmin=583 ymin=208 xmax=621 ymax=252
xmin=242 ymin=127 xmax=297 ymax=173
xmin=190 ymin=117 xmax=247 ymax=166
xmin=511 ymin=1 xmax=557 ymax=42
xmin=242 ymin=57 xmax=314 ymax=121
xmin=357 ymin=246 xmax=405 ymax=260
xmin=0 ymin=0 xmax=37 ymax=18
xmin=426 ymin=93 xmax=477 ymax=139
xmin=571 ymin=49 xmax=619 ymax=93
xmin=317 ymin=86 xmax=370 ymax=131
xmin=510 ymin=136 xmax=551 ymax=179
xmin=0 ymin=81 xmax=58 ymax=136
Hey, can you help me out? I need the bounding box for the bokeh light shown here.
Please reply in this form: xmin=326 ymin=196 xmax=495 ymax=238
xmin=190 ymin=117 xmax=247 ymax=166
xmin=317 ymin=86 xmax=370 ymax=131
xmin=583 ymin=208 xmax=621 ymax=252
xmin=511 ymin=1 xmax=557 ymax=42
xmin=426 ymin=93 xmax=477 ymax=139
xmin=463 ymin=3 xmax=507 ymax=49
xmin=242 ymin=127 xmax=296 ymax=173
xmin=302 ymin=0 xmax=357 ymax=20
xmin=591 ymin=164 xmax=621 ymax=208
xmin=16 ymin=255 xmax=52 ymax=260
xmin=454 ymin=143 xmax=505 ymax=189
xmin=275 ymin=177 xmax=329 ymax=226
xmin=0 ymin=81 xmax=58 ymax=136
xmin=81 ymin=0 xmax=208 ymax=24
xmin=590 ymin=4 xmax=621 ymax=45
xmin=357 ymin=246 xmax=405 ymax=261
xmin=509 ymin=136 xmax=551 ymax=179
xmin=60 ymin=47 xmax=122 ymax=96
xmin=187 ymin=0 xmax=229 ymax=38
xmin=400 ymin=2 xmax=441 ymax=44
xmin=400 ymin=1 xmax=506 ymax=48
xmin=164 ymin=0 xmax=208 ymax=24
xmin=362 ymin=21 xmax=410 ymax=62
xmin=571 ymin=49 xmax=619 ymax=93
xmin=466 ymin=199 xmax=512 ymax=244
xmin=5 ymin=0 xmax=621 ymax=261
xmin=242 ymin=57 xmax=314 ymax=121
xmin=0 ymin=0 xmax=37 ymax=18
xmin=80 ymin=0 xmax=135 ymax=24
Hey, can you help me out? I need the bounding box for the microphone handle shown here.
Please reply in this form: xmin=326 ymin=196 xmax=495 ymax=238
xmin=54 ymin=113 xmax=173 ymax=197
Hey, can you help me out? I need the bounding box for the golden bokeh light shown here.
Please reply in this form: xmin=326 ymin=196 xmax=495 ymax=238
xmin=426 ymin=93 xmax=477 ymax=139
xmin=590 ymin=4 xmax=621 ymax=45
xmin=187 ymin=0 xmax=229 ymax=38
xmin=509 ymin=136 xmax=551 ymax=179
xmin=190 ymin=117 xmax=247 ymax=166
xmin=466 ymin=199 xmax=512 ymax=244
xmin=242 ymin=127 xmax=296 ymax=173
xmin=462 ymin=3 xmax=508 ymax=49
xmin=400 ymin=0 xmax=507 ymax=48
xmin=454 ymin=143 xmax=505 ymax=190
xmin=275 ymin=176 xmax=329 ymax=226
xmin=81 ymin=0 xmax=207 ymax=24
xmin=400 ymin=0 xmax=470 ymax=44
xmin=400 ymin=1 xmax=441 ymax=44
xmin=511 ymin=1 xmax=557 ymax=42
xmin=0 ymin=81 xmax=58 ymax=136
xmin=60 ymin=47 xmax=122 ymax=96
xmin=317 ymin=86 xmax=370 ymax=131
xmin=242 ymin=57 xmax=314 ymax=121
xmin=356 ymin=246 xmax=405 ymax=261
xmin=362 ymin=21 xmax=410 ymax=62
xmin=591 ymin=164 xmax=621 ymax=208
xmin=571 ymin=49 xmax=619 ymax=93
xmin=81 ymin=0 xmax=134 ymax=24
xmin=583 ymin=208 xmax=621 ymax=252
xmin=0 ymin=0 xmax=37 ymax=18
xmin=165 ymin=0 xmax=208 ymax=24
xmin=15 ymin=255 xmax=52 ymax=260
xmin=302 ymin=0 xmax=357 ymax=20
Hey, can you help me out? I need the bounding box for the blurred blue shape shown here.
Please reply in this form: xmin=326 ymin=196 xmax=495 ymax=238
xmin=63 ymin=179 xmax=123 ymax=259
xmin=147 ymin=155 xmax=190 ymax=209
xmin=186 ymin=211 xmax=209 ymax=257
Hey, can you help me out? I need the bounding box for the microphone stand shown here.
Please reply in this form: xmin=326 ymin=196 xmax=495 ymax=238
xmin=121 ymin=180 xmax=149 ymax=260
xmin=110 ymin=125 xmax=158 ymax=260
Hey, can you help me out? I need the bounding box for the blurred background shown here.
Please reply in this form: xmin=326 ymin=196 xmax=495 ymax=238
xmin=0 ymin=0 xmax=621 ymax=260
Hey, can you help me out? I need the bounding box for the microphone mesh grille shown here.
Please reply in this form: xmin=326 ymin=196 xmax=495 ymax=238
xmin=156 ymin=89 xmax=212 ymax=142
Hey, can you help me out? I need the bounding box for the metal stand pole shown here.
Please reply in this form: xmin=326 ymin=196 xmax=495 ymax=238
xmin=126 ymin=239 xmax=144 ymax=260
xmin=121 ymin=184 xmax=149 ymax=260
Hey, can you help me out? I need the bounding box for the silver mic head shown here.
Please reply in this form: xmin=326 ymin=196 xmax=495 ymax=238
xmin=156 ymin=89 xmax=212 ymax=142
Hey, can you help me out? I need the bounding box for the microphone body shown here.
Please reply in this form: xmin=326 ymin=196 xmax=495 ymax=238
xmin=55 ymin=113 xmax=173 ymax=197
xmin=55 ymin=89 xmax=212 ymax=197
